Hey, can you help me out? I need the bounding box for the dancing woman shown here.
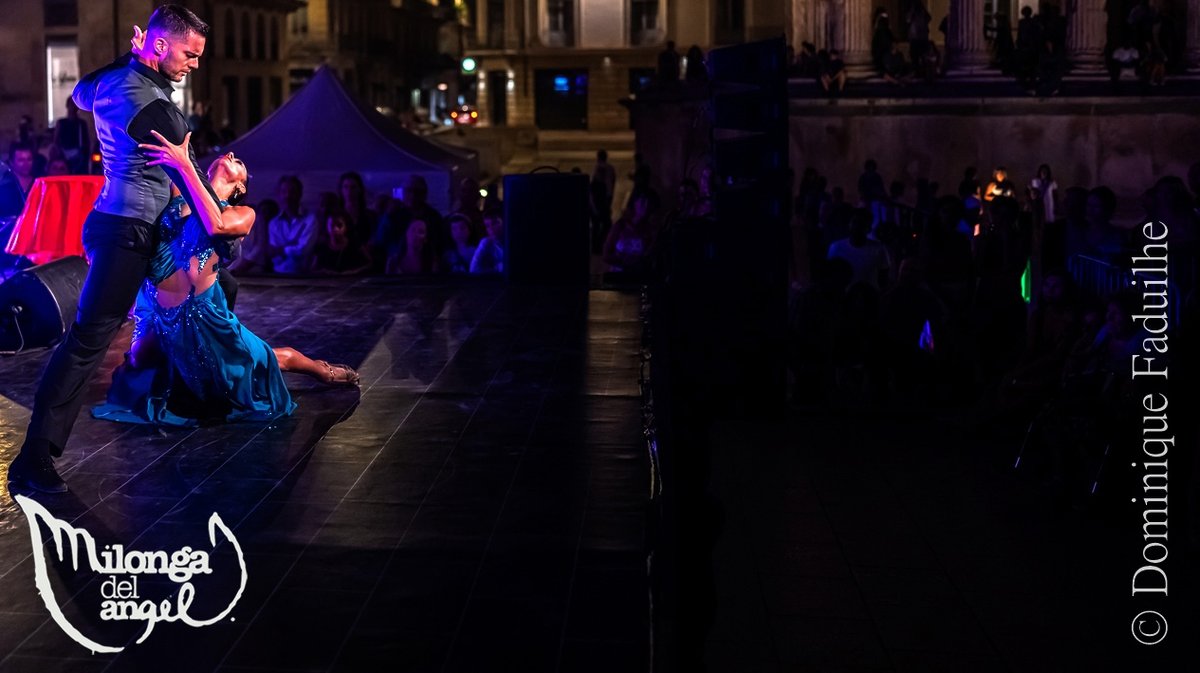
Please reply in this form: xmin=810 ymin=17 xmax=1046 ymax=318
xmin=93 ymin=131 xmax=358 ymax=427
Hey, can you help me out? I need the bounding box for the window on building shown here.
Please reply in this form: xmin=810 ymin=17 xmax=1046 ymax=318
xmin=256 ymin=14 xmax=266 ymax=60
xmin=43 ymin=0 xmax=77 ymax=27
xmin=487 ymin=0 xmax=505 ymax=48
xmin=271 ymin=17 xmax=280 ymax=60
xmin=545 ymin=0 xmax=574 ymax=47
xmin=630 ymin=0 xmax=660 ymax=46
xmin=45 ymin=41 xmax=79 ymax=126
xmin=225 ymin=9 xmax=236 ymax=57
xmin=241 ymin=12 xmax=252 ymax=59
xmin=715 ymin=0 xmax=745 ymax=44
xmin=289 ymin=6 xmax=308 ymax=37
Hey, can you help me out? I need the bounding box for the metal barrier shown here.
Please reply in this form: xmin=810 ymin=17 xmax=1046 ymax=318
xmin=1067 ymin=254 xmax=1183 ymax=326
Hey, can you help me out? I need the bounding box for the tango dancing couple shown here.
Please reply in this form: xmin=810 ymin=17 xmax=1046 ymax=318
xmin=7 ymin=5 xmax=357 ymax=495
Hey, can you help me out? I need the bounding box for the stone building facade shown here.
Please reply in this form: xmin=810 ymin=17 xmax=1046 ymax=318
xmin=463 ymin=0 xmax=788 ymax=131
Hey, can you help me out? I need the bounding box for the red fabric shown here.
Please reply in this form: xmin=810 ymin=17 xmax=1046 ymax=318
xmin=4 ymin=175 xmax=104 ymax=265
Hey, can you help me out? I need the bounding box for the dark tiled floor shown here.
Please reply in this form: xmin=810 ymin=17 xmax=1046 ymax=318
xmin=699 ymin=410 xmax=1200 ymax=672
xmin=0 ymin=278 xmax=650 ymax=673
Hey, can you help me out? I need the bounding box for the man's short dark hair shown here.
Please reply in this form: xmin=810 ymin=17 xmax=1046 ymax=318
xmin=8 ymin=143 xmax=34 ymax=161
xmin=148 ymin=4 xmax=209 ymax=38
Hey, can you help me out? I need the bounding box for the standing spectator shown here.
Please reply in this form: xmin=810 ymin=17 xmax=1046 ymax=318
xmin=269 ymin=175 xmax=318 ymax=274
xmin=1028 ymin=164 xmax=1058 ymax=224
xmin=871 ymin=9 xmax=895 ymax=73
xmin=53 ymin=100 xmax=89 ymax=174
xmin=992 ymin=13 xmax=1015 ymax=73
xmin=443 ymin=213 xmax=479 ymax=273
xmin=470 ymin=208 xmax=506 ymax=274
xmin=0 ymin=145 xmax=36 ymax=218
xmin=907 ymin=1 xmax=933 ymax=66
xmin=828 ymin=209 xmax=892 ymax=292
xmin=590 ymin=175 xmax=613 ymax=254
xmin=858 ymin=159 xmax=887 ymax=224
xmin=592 ymin=149 xmax=617 ymax=210
xmin=1015 ymin=5 xmax=1041 ymax=89
xmin=657 ymin=41 xmax=681 ymax=86
xmin=684 ymin=45 xmax=708 ymax=85
xmin=984 ymin=166 xmax=1016 ymax=203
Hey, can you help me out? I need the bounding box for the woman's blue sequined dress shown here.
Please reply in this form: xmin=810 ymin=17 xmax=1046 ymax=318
xmin=92 ymin=196 xmax=297 ymax=426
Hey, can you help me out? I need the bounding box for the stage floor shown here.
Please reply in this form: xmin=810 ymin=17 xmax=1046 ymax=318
xmin=0 ymin=277 xmax=649 ymax=672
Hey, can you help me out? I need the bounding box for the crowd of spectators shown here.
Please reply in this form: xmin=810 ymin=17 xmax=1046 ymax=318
xmin=786 ymin=155 xmax=1198 ymax=504
xmin=226 ymin=173 xmax=508 ymax=277
xmin=788 ymin=0 xmax=1185 ymax=94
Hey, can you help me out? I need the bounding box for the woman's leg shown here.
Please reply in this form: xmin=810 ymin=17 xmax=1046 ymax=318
xmin=274 ymin=346 xmax=359 ymax=385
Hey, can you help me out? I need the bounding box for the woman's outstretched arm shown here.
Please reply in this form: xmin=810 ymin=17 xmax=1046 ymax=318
xmin=140 ymin=130 xmax=254 ymax=237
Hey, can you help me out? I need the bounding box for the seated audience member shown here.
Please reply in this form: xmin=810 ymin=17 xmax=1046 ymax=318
xmin=338 ymin=171 xmax=378 ymax=249
xmin=229 ymin=198 xmax=279 ymax=274
xmin=46 ymin=158 xmax=70 ymax=176
xmin=603 ymin=191 xmax=660 ymax=273
xmin=387 ymin=219 xmax=441 ymax=274
xmin=820 ymin=49 xmax=847 ymax=94
xmin=315 ymin=210 xmax=371 ymax=274
xmin=882 ymin=44 xmax=913 ymax=85
xmin=269 ymin=175 xmax=318 ymax=274
xmin=827 ymin=209 xmax=891 ymax=291
xmin=470 ymin=208 xmax=506 ymax=274
xmin=0 ymin=145 xmax=36 ymax=218
xmin=1108 ymin=40 xmax=1141 ymax=81
xmin=376 ymin=175 xmax=446 ymax=261
xmin=443 ymin=214 xmax=479 ymax=274
xmin=453 ymin=177 xmax=484 ymax=235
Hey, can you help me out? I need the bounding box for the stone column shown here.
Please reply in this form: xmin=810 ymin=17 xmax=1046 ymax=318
xmin=841 ymin=0 xmax=874 ymax=77
xmin=1067 ymin=0 xmax=1107 ymax=72
xmin=946 ymin=0 xmax=990 ymax=74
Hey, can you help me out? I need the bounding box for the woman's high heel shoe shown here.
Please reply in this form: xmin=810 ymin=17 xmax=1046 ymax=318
xmin=316 ymin=360 xmax=360 ymax=386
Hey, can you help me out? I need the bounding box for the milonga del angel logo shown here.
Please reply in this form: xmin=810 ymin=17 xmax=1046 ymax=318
xmin=13 ymin=495 xmax=248 ymax=653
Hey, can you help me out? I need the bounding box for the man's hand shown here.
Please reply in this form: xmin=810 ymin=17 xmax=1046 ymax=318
xmin=131 ymin=25 xmax=146 ymax=53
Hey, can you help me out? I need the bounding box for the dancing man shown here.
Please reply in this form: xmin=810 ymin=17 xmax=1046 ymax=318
xmin=7 ymin=5 xmax=225 ymax=493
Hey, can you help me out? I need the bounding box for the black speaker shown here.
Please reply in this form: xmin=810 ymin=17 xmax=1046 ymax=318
xmin=503 ymin=173 xmax=591 ymax=284
xmin=0 ymin=255 xmax=89 ymax=353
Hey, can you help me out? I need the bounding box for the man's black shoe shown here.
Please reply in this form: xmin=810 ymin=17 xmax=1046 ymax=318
xmin=6 ymin=453 xmax=68 ymax=494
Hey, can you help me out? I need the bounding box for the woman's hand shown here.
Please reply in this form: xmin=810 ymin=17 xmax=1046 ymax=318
xmin=131 ymin=25 xmax=146 ymax=52
xmin=140 ymin=130 xmax=192 ymax=172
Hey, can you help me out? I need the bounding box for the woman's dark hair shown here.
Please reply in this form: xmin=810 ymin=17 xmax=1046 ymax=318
xmin=338 ymin=171 xmax=368 ymax=213
xmin=1038 ymin=164 xmax=1053 ymax=181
